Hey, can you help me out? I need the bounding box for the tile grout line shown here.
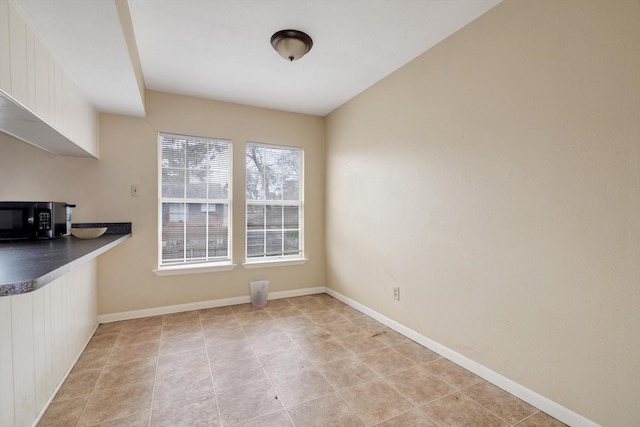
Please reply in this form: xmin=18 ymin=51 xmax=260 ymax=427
xmin=101 ymin=318 xmax=196 ymax=425
xmin=198 ymin=310 xmax=225 ymax=427
xmin=419 ymin=357 xmax=483 ymax=391
xmin=455 ymin=382 xmax=532 ymax=427
xmin=147 ymin=338 xmax=156 ymax=427
xmin=289 ymin=301 xmax=373 ymax=426
xmin=305 ymin=303 xmax=466 ymax=426
xmin=510 ymin=410 xmax=543 ymax=426
xmin=73 ymin=329 xmax=120 ymax=427
xmin=254 ymin=303 xmax=302 ymax=427
xmin=313 ymin=299 xmax=425 ymax=425
xmin=377 ymin=369 xmax=445 ymax=425
xmin=287 ymin=301 xmax=352 ymax=426
xmin=456 ymin=391 xmax=513 ymax=426
xmin=372 ymin=407 xmax=425 ymax=426
xmin=104 ymin=324 xmax=159 ymax=426
xmin=373 ymin=351 xmax=489 ymax=427
xmin=262 ymin=297 xmax=358 ymax=425
xmin=307 ymin=318 xmax=406 ymax=416
xmin=236 ymin=306 xmax=295 ymax=426
xmin=141 ymin=315 xmax=214 ymax=425
xmin=99 ymin=317 xmax=197 ymax=425
xmin=287 ymin=312 xmax=346 ymax=424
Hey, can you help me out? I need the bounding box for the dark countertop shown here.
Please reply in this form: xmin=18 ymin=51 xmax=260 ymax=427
xmin=0 ymin=223 xmax=131 ymax=297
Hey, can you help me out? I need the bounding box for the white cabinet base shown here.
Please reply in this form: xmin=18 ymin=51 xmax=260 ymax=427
xmin=0 ymin=259 xmax=98 ymax=427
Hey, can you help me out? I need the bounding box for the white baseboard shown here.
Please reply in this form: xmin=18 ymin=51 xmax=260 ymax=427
xmin=325 ymin=289 xmax=599 ymax=427
xmin=268 ymin=286 xmax=327 ymax=300
xmin=97 ymin=286 xmax=327 ymax=324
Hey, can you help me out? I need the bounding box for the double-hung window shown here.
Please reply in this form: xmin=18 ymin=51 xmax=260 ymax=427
xmin=159 ymin=133 xmax=231 ymax=268
xmin=246 ymin=143 xmax=303 ymax=262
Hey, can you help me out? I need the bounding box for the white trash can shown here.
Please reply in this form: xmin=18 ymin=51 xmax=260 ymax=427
xmin=250 ymin=280 xmax=269 ymax=308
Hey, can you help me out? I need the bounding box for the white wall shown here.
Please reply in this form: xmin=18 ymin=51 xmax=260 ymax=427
xmin=325 ymin=1 xmax=640 ymax=425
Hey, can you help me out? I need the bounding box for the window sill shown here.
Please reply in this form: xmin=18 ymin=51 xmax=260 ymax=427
xmin=242 ymin=258 xmax=308 ymax=269
xmin=153 ymin=262 xmax=236 ymax=276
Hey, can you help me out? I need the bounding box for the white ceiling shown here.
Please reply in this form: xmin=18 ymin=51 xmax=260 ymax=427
xmin=14 ymin=0 xmax=501 ymax=117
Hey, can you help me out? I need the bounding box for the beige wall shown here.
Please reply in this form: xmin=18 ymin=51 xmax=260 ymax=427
xmin=0 ymin=90 xmax=326 ymax=314
xmin=325 ymin=1 xmax=640 ymax=426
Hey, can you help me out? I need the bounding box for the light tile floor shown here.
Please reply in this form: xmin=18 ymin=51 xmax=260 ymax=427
xmin=38 ymin=294 xmax=567 ymax=426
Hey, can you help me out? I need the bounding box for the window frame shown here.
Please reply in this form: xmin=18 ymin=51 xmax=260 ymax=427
xmin=244 ymin=142 xmax=305 ymax=266
xmin=155 ymin=132 xmax=235 ymax=274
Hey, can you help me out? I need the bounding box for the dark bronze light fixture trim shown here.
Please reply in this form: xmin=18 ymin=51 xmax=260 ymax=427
xmin=270 ymin=29 xmax=313 ymax=62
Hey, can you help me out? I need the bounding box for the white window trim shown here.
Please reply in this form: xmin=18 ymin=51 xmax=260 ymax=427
xmin=154 ymin=262 xmax=237 ymax=276
xmin=242 ymin=258 xmax=308 ymax=269
xmin=157 ymin=132 xmax=233 ymax=269
xmin=245 ymin=142 xmax=304 ymax=261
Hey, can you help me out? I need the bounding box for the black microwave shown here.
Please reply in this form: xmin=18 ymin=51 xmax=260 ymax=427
xmin=0 ymin=202 xmax=67 ymax=240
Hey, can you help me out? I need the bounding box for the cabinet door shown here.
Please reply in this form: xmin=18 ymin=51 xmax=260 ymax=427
xmin=26 ymin=26 xmax=35 ymax=110
xmin=0 ymin=0 xmax=10 ymax=93
xmin=8 ymin=3 xmax=27 ymax=105
xmin=32 ymin=288 xmax=49 ymax=412
xmin=34 ymin=33 xmax=50 ymax=121
xmin=62 ymin=72 xmax=71 ymax=137
xmin=0 ymin=297 xmax=15 ymax=427
xmin=52 ymin=60 xmax=63 ymax=132
xmin=66 ymin=83 xmax=79 ymax=144
xmin=11 ymin=293 xmax=37 ymax=427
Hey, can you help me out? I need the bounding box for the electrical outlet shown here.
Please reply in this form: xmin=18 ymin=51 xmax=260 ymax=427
xmin=131 ymin=184 xmax=140 ymax=196
xmin=393 ymin=286 xmax=400 ymax=301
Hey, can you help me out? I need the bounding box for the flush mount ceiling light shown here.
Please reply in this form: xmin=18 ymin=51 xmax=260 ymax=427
xmin=270 ymin=29 xmax=313 ymax=62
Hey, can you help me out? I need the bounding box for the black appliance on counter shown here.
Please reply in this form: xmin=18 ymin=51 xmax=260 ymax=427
xmin=0 ymin=202 xmax=67 ymax=240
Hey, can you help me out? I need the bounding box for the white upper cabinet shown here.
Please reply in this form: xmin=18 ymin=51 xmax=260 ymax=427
xmin=0 ymin=1 xmax=10 ymax=92
xmin=33 ymin=33 xmax=49 ymax=122
xmin=8 ymin=2 xmax=27 ymax=105
xmin=0 ymin=0 xmax=98 ymax=158
xmin=25 ymin=26 xmax=35 ymax=110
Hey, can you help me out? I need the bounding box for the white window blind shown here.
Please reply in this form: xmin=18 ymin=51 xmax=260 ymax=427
xmin=246 ymin=143 xmax=302 ymax=260
xmin=159 ymin=133 xmax=231 ymax=266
